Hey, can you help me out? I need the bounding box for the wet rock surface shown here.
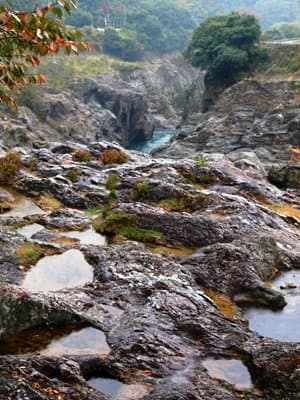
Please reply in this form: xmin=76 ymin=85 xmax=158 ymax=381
xmin=0 ymin=138 xmax=299 ymax=400
xmin=154 ymin=79 xmax=300 ymax=164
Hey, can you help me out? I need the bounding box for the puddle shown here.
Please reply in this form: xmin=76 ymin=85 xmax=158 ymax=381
xmin=21 ymin=249 xmax=93 ymax=292
xmin=202 ymin=358 xmax=253 ymax=390
xmin=17 ymin=223 xmax=44 ymax=239
xmin=245 ymin=270 xmax=300 ymax=342
xmin=3 ymin=194 xmax=43 ymax=217
xmin=63 ymin=227 xmax=106 ymax=246
xmin=41 ymin=327 xmax=110 ymax=356
xmin=88 ymin=378 xmax=149 ymax=400
xmin=0 ymin=325 xmax=110 ymax=356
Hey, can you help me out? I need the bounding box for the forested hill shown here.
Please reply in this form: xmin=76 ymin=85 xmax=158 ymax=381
xmin=10 ymin=0 xmax=300 ymax=61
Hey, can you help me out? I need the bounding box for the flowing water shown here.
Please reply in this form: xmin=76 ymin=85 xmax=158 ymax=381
xmin=245 ymin=270 xmax=300 ymax=342
xmin=129 ymin=128 xmax=176 ymax=153
xmin=22 ymin=249 xmax=93 ymax=292
xmin=202 ymin=358 xmax=253 ymax=390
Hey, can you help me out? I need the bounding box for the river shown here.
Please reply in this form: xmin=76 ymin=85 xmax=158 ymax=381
xmin=129 ymin=128 xmax=176 ymax=153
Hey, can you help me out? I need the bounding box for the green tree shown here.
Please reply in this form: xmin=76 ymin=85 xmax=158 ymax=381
xmin=186 ymin=13 xmax=265 ymax=85
xmin=0 ymin=0 xmax=87 ymax=107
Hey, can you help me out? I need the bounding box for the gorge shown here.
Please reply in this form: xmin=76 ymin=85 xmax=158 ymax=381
xmin=0 ymin=50 xmax=299 ymax=400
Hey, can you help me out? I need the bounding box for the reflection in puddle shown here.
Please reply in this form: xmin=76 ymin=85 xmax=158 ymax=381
xmin=245 ymin=270 xmax=300 ymax=342
xmin=41 ymin=327 xmax=110 ymax=356
xmin=202 ymin=358 xmax=253 ymax=390
xmin=88 ymin=378 xmax=149 ymax=400
xmin=22 ymin=249 xmax=93 ymax=292
xmin=17 ymin=223 xmax=44 ymax=239
xmin=4 ymin=197 xmax=43 ymax=217
xmin=63 ymin=228 xmax=106 ymax=246
xmin=0 ymin=325 xmax=110 ymax=356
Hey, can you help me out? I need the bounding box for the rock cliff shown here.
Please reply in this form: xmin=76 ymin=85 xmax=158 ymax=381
xmin=154 ymin=79 xmax=300 ymax=164
xmin=0 ymin=55 xmax=204 ymax=148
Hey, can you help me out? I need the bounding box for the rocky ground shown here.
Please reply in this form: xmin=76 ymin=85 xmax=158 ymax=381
xmin=0 ymin=138 xmax=299 ymax=399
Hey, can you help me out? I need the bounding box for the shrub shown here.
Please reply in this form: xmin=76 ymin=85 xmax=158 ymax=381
xmin=65 ymin=168 xmax=82 ymax=182
xmin=196 ymin=154 xmax=208 ymax=167
xmin=0 ymin=151 xmax=22 ymax=185
xmin=72 ymin=149 xmax=92 ymax=162
xmin=92 ymin=209 xmax=163 ymax=242
xmin=100 ymin=148 xmax=129 ymax=165
xmin=131 ymin=180 xmax=149 ymax=201
xmin=105 ymin=173 xmax=120 ymax=191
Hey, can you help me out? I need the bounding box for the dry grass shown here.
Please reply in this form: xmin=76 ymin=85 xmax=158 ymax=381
xmin=100 ymin=148 xmax=129 ymax=165
xmin=15 ymin=243 xmax=47 ymax=267
xmin=72 ymin=149 xmax=92 ymax=162
xmin=0 ymin=152 xmax=22 ymax=185
xmin=38 ymin=194 xmax=61 ymax=211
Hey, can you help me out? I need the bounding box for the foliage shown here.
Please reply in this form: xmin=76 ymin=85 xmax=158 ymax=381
xmin=100 ymin=148 xmax=129 ymax=165
xmin=105 ymin=173 xmax=119 ymax=191
xmin=264 ymin=22 xmax=300 ymax=40
xmin=186 ymin=13 xmax=266 ymax=85
xmin=64 ymin=0 xmax=195 ymax=59
xmin=0 ymin=151 xmax=22 ymax=184
xmin=92 ymin=209 xmax=162 ymax=242
xmin=195 ymin=154 xmax=208 ymax=167
xmin=14 ymin=242 xmax=46 ymax=267
xmin=131 ymin=180 xmax=149 ymax=201
xmin=38 ymin=194 xmax=61 ymax=210
xmin=72 ymin=148 xmax=91 ymax=162
xmin=65 ymin=167 xmax=82 ymax=182
xmin=0 ymin=0 xmax=88 ymax=107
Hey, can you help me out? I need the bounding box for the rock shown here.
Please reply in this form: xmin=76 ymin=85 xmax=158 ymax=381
xmin=268 ymin=163 xmax=300 ymax=189
xmin=0 ymin=138 xmax=298 ymax=400
xmin=154 ymin=79 xmax=300 ymax=164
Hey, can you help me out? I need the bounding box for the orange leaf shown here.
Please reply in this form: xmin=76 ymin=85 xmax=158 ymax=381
xmin=37 ymin=74 xmax=46 ymax=84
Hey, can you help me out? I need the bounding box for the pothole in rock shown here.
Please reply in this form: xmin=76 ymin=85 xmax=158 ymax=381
xmin=88 ymin=377 xmax=150 ymax=400
xmin=17 ymin=223 xmax=44 ymax=239
xmin=245 ymin=270 xmax=300 ymax=342
xmin=0 ymin=325 xmax=110 ymax=357
xmin=202 ymin=358 xmax=253 ymax=391
xmin=2 ymin=191 xmax=44 ymax=218
xmin=62 ymin=227 xmax=107 ymax=246
xmin=21 ymin=249 xmax=93 ymax=292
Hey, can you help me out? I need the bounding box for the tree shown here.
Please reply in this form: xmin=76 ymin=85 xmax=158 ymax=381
xmin=186 ymin=13 xmax=266 ymax=85
xmin=0 ymin=0 xmax=88 ymax=107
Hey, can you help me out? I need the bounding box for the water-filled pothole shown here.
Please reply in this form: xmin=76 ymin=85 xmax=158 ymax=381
xmin=0 ymin=325 xmax=110 ymax=356
xmin=63 ymin=227 xmax=106 ymax=246
xmin=17 ymin=223 xmax=44 ymax=239
xmin=245 ymin=270 xmax=300 ymax=342
xmin=88 ymin=378 xmax=150 ymax=400
xmin=3 ymin=194 xmax=43 ymax=217
xmin=21 ymin=249 xmax=93 ymax=292
xmin=202 ymin=358 xmax=253 ymax=390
